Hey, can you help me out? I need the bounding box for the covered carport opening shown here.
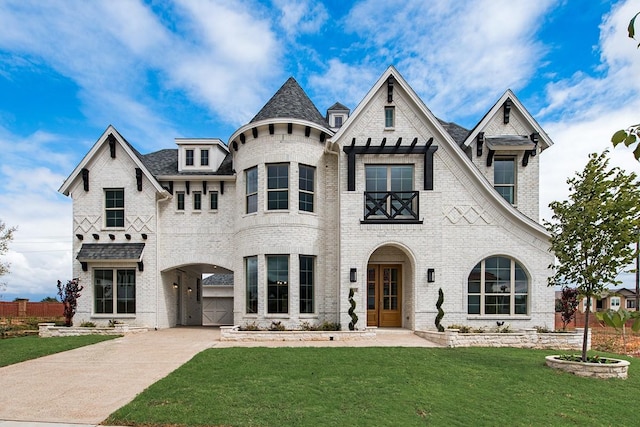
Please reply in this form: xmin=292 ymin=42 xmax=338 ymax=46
xmin=202 ymin=269 xmax=234 ymax=326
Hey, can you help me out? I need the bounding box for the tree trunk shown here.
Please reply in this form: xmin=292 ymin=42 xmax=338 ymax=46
xmin=582 ymin=298 xmax=591 ymax=362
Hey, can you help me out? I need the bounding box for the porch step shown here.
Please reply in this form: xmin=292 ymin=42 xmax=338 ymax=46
xmin=373 ymin=328 xmax=414 ymax=335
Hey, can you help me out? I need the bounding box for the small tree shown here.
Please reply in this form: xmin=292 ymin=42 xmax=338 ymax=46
xmin=546 ymin=151 xmax=640 ymax=361
xmin=41 ymin=296 xmax=58 ymax=302
xmin=0 ymin=219 xmax=16 ymax=279
xmin=57 ymin=279 xmax=83 ymax=327
xmin=559 ymin=287 xmax=579 ymax=331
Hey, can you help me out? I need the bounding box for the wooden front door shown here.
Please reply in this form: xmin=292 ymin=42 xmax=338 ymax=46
xmin=367 ymin=264 xmax=402 ymax=327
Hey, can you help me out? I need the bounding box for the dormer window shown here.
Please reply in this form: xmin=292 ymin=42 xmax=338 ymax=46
xmin=201 ymin=149 xmax=209 ymax=166
xmin=334 ymin=116 xmax=343 ymax=128
xmin=186 ymin=149 xmax=194 ymax=166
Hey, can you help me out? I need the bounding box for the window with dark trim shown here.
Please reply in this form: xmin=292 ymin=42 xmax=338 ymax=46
xmin=384 ymin=106 xmax=395 ymax=128
xmin=245 ymin=256 xmax=258 ymax=314
xmin=176 ymin=192 xmax=185 ymax=210
xmin=193 ymin=192 xmax=201 ymax=210
xmin=210 ymin=191 xmax=218 ymax=210
xmin=105 ymin=189 xmax=124 ymax=227
xmin=186 ymin=149 xmax=194 ymax=166
xmin=246 ymin=167 xmax=257 ymax=214
xmin=200 ymin=149 xmax=209 ymax=166
xmin=94 ymin=268 xmax=136 ymax=314
xmin=267 ymin=164 xmax=289 ymax=210
xmin=494 ymin=157 xmax=515 ymax=204
xmin=299 ymin=164 xmax=315 ymax=212
xmin=299 ymin=255 xmax=314 ymax=314
xmin=467 ymin=256 xmax=528 ymax=316
xmin=267 ymin=255 xmax=288 ymax=314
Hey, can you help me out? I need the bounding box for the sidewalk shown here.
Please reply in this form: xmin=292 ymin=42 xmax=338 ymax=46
xmin=0 ymin=327 xmax=439 ymax=426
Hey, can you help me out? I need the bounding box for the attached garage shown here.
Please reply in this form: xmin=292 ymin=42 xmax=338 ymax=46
xmin=202 ymin=273 xmax=234 ymax=326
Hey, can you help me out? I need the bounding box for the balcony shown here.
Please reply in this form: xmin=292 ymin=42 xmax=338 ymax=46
xmin=362 ymin=191 xmax=422 ymax=224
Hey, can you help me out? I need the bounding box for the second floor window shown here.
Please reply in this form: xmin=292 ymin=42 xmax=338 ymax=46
xmin=176 ymin=192 xmax=185 ymax=210
xmin=193 ymin=192 xmax=201 ymax=210
xmin=105 ymin=189 xmax=124 ymax=227
xmin=384 ymin=106 xmax=395 ymax=128
xmin=210 ymin=191 xmax=218 ymax=210
xmin=267 ymin=164 xmax=289 ymax=210
xmin=200 ymin=149 xmax=209 ymax=166
xmin=299 ymin=164 xmax=315 ymax=212
xmin=494 ymin=157 xmax=515 ymax=204
xmin=365 ymin=165 xmax=415 ymax=220
xmin=246 ymin=167 xmax=257 ymax=214
xmin=186 ymin=149 xmax=194 ymax=166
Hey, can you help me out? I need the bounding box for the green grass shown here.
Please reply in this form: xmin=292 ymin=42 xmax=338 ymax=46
xmin=0 ymin=335 xmax=119 ymax=367
xmin=107 ymin=347 xmax=637 ymax=427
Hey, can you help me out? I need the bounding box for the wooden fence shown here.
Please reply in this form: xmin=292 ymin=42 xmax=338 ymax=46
xmin=0 ymin=300 xmax=63 ymax=318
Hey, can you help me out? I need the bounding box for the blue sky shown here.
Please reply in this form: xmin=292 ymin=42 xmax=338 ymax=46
xmin=0 ymin=0 xmax=639 ymax=301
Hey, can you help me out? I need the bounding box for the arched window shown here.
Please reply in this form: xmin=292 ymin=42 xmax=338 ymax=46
xmin=467 ymin=256 xmax=528 ymax=315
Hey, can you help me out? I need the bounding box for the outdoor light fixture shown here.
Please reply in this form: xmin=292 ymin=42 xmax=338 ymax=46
xmin=173 ymin=283 xmax=179 ymax=289
xmin=188 ymin=287 xmax=193 ymax=292
xmin=350 ymin=268 xmax=357 ymax=282
xmin=427 ymin=268 xmax=435 ymax=283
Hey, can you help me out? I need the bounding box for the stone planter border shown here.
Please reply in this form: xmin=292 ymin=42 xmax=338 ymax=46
xmin=545 ymin=355 xmax=630 ymax=379
xmin=415 ymin=328 xmax=587 ymax=350
xmin=38 ymin=322 xmax=148 ymax=337
xmin=220 ymin=325 xmax=375 ymax=342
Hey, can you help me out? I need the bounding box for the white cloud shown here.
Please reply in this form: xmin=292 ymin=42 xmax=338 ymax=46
xmin=337 ymin=0 xmax=555 ymax=123
xmin=273 ymin=0 xmax=329 ymax=36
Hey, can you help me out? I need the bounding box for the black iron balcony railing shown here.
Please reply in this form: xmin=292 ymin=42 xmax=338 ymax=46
xmin=363 ymin=191 xmax=420 ymax=223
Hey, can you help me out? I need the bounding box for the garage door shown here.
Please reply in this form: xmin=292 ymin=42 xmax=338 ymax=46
xmin=203 ymin=297 xmax=234 ymax=326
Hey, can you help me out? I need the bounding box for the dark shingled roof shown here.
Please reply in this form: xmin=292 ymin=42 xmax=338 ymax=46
xmin=327 ymin=102 xmax=350 ymax=111
xmin=250 ymin=77 xmax=328 ymax=128
xmin=76 ymin=243 xmax=145 ymax=261
xmin=140 ymin=150 xmax=234 ymax=176
xmin=437 ymin=119 xmax=470 ymax=146
xmin=486 ymin=135 xmax=534 ymax=147
xmin=202 ymin=273 xmax=234 ymax=286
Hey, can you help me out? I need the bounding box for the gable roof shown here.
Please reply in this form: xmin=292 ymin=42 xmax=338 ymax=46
xmin=328 ymin=65 xmax=550 ymax=240
xmin=327 ymin=102 xmax=350 ymax=112
xmin=462 ymin=89 xmax=553 ymax=151
xmin=59 ymin=125 xmax=167 ymax=196
xmin=140 ymin=149 xmax=234 ymax=176
xmin=250 ymin=77 xmax=328 ymax=128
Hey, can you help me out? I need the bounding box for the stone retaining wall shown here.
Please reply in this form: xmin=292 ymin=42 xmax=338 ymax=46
xmin=415 ymin=328 xmax=588 ymax=350
xmin=220 ymin=326 xmax=376 ymax=341
xmin=38 ymin=323 xmax=148 ymax=337
xmin=545 ymin=355 xmax=629 ymax=379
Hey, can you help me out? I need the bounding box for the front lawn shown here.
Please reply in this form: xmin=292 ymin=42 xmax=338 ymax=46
xmin=0 ymin=335 xmax=119 ymax=367
xmin=107 ymin=346 xmax=637 ymax=426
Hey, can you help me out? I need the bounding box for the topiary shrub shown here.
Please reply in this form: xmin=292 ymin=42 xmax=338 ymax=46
xmin=435 ymin=288 xmax=445 ymax=332
xmin=348 ymin=288 xmax=358 ymax=331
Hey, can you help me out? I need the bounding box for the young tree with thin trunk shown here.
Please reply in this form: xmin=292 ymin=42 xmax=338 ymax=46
xmin=0 ymin=219 xmax=16 ymax=279
xmin=546 ymin=151 xmax=640 ymax=361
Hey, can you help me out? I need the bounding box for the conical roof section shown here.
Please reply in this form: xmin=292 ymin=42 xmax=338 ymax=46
xmin=250 ymin=77 xmax=328 ymax=128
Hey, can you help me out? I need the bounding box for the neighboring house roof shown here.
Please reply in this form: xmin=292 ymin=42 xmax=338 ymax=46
xmin=202 ymin=273 xmax=234 ymax=286
xmin=250 ymin=77 xmax=328 ymax=128
xmin=76 ymin=243 xmax=145 ymax=261
xmin=140 ymin=150 xmax=234 ymax=176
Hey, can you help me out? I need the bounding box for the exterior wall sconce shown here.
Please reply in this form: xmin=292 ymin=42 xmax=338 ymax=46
xmin=173 ymin=283 xmax=179 ymax=289
xmin=350 ymin=268 xmax=357 ymax=283
xmin=187 ymin=287 xmax=193 ymax=292
xmin=427 ymin=268 xmax=435 ymax=283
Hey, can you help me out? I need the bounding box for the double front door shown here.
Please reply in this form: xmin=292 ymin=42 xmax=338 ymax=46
xmin=367 ymin=264 xmax=402 ymax=327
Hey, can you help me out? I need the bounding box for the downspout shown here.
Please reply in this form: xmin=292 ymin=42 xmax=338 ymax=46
xmin=324 ymin=140 xmax=341 ymax=323
xmin=155 ymin=191 xmax=171 ymax=330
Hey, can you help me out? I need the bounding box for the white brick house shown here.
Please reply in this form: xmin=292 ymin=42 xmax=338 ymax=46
xmin=59 ymin=66 xmax=555 ymax=331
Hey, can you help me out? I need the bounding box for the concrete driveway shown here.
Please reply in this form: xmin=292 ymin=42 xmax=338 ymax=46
xmin=0 ymin=327 xmax=438 ymax=425
xmin=0 ymin=327 xmax=218 ymax=424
